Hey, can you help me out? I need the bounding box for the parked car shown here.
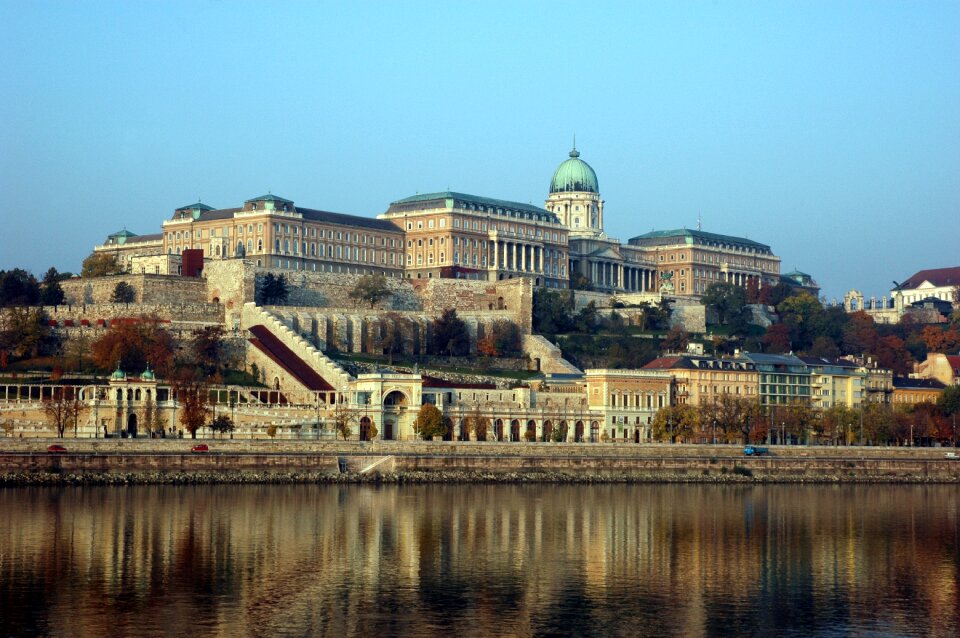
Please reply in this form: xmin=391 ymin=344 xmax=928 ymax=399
xmin=46 ymin=444 xmax=67 ymax=454
xmin=191 ymin=444 xmax=209 ymax=453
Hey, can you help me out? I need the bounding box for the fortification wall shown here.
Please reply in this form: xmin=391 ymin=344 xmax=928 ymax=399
xmin=413 ymin=277 xmax=532 ymax=332
xmin=62 ymin=275 xmax=207 ymax=306
xmin=204 ymin=260 xmax=256 ymax=328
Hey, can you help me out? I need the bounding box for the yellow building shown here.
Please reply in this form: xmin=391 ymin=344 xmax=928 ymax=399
xmin=584 ymin=369 xmax=675 ymax=442
xmin=642 ymin=355 xmax=759 ymax=407
xmin=160 ymin=194 xmax=405 ymax=276
xmin=380 ymin=192 xmax=570 ymax=287
xmin=799 ymin=357 xmax=866 ymax=409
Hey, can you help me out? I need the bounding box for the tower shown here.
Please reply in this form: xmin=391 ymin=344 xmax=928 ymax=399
xmin=544 ymin=144 xmax=604 ymax=237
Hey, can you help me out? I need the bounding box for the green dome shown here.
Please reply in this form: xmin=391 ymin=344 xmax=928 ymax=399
xmin=549 ymin=147 xmax=599 ymax=194
xmin=141 ymin=365 xmax=155 ymax=381
xmin=111 ymin=365 xmax=127 ymax=381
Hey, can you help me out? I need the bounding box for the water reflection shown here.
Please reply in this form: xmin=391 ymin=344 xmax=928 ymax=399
xmin=0 ymin=485 xmax=957 ymax=637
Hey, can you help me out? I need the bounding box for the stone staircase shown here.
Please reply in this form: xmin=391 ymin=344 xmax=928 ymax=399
xmin=241 ymin=303 xmax=354 ymax=393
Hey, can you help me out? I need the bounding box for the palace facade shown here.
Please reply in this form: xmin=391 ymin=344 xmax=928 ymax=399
xmin=92 ymin=145 xmax=781 ymax=300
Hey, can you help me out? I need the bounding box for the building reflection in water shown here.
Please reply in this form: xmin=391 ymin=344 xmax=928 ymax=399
xmin=0 ymin=485 xmax=957 ymax=637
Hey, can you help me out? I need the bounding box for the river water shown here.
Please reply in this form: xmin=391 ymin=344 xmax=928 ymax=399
xmin=0 ymin=484 xmax=957 ymax=637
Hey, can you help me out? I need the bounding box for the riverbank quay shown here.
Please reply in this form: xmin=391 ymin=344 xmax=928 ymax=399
xmin=1 ymin=440 xmax=958 ymax=485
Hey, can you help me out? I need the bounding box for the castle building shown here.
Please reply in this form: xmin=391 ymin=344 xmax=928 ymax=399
xmin=90 ymin=144 xmax=782 ymax=301
xmin=380 ymin=192 xmax=570 ymax=287
xmin=158 ymin=194 xmax=405 ymax=277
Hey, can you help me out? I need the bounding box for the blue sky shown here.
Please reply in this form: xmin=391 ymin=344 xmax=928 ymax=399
xmin=1 ymin=1 xmax=957 ymax=301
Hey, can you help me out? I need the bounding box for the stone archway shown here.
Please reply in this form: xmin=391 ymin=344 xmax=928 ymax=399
xmin=510 ymin=419 xmax=521 ymax=442
xmin=383 ymin=390 xmax=408 ymax=406
xmin=525 ymin=420 xmax=536 ymax=441
xmin=495 ymin=419 xmax=504 ymax=441
xmin=575 ymin=420 xmax=584 ymax=443
xmin=542 ymin=420 xmax=553 ymax=442
xmin=127 ymin=413 xmax=138 ymax=438
xmin=383 ymin=420 xmax=395 ymax=441
xmin=590 ymin=420 xmax=600 ymax=443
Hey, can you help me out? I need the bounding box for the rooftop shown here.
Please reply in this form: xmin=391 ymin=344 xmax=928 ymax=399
xmin=897 ymin=266 xmax=960 ymax=290
xmin=628 ymin=228 xmax=772 ymax=252
xmin=387 ymin=191 xmax=560 ymax=223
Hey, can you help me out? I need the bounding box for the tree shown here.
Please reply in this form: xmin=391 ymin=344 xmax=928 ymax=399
xmin=874 ymin=335 xmax=913 ymax=376
xmin=413 ymin=403 xmax=445 ymax=440
xmin=661 ymin=326 xmax=690 ymax=353
xmin=573 ymin=302 xmax=599 ymax=333
xmin=707 ymin=394 xmax=763 ymax=444
xmin=430 ymin=308 xmax=470 ymax=356
xmin=533 ymin=288 xmax=575 ymax=335
xmin=376 ymin=312 xmax=408 ymax=363
xmin=651 ymin=404 xmax=699 ymax=443
xmin=348 ymin=274 xmax=392 ymax=308
xmin=465 ymin=402 xmax=489 ymax=441
xmin=701 ymin=282 xmax=747 ymax=325
xmin=81 ymin=253 xmax=120 ymax=278
xmin=42 ymin=387 xmax=84 ymax=438
xmin=0 ymin=269 xmax=41 ymax=306
xmin=777 ymin=292 xmax=822 ymax=352
xmin=210 ymin=414 xmax=235 ymax=439
xmin=175 ymin=375 xmax=210 ymax=439
xmin=256 ymin=272 xmax=290 ymax=305
xmin=0 ymin=307 xmax=56 ymax=360
xmin=937 ymin=385 xmax=960 ymax=417
xmin=333 ymin=398 xmax=357 ymax=440
xmin=808 ymin=336 xmax=840 ymax=358
xmin=110 ymin=281 xmax=136 ymax=303
xmin=762 ymin=323 xmax=792 ymax=353
xmin=91 ymin=317 xmax=176 ymax=377
xmin=39 ymin=268 xmax=66 ymax=306
xmin=819 ymin=405 xmax=859 ymax=445
xmin=477 ymin=320 xmax=521 ymax=358
xmin=191 ymin=325 xmax=225 ymax=374
xmin=862 ymin=403 xmax=897 ymax=445
xmin=841 ymin=312 xmax=878 ymax=356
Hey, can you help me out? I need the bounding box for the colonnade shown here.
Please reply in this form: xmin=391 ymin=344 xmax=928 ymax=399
xmin=491 ymin=240 xmax=564 ymax=279
xmin=588 ymin=261 xmax=656 ymax=293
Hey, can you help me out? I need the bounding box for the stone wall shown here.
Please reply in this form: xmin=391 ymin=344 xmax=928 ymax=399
xmin=522 ymin=335 xmax=582 ymax=375
xmin=62 ymin=274 xmax=207 ymax=306
xmin=414 ymin=277 xmax=533 ymax=333
xmin=204 ymin=260 xmax=256 ymax=328
xmin=669 ymin=301 xmax=706 ymax=333
xmin=256 ymin=269 xmax=420 ymax=311
xmin=31 ymin=303 xmax=223 ymax=326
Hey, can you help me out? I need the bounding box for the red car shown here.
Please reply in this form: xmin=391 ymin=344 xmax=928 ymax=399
xmin=46 ymin=444 xmax=67 ymax=454
xmin=191 ymin=444 xmax=209 ymax=453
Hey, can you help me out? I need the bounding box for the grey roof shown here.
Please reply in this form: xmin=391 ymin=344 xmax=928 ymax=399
xmin=798 ymin=356 xmax=858 ymax=369
xmin=193 ymin=208 xmax=242 ymax=222
xmin=893 ymin=377 xmax=946 ymax=390
xmin=176 ymin=202 xmax=215 ymax=212
xmin=124 ymin=233 xmax=163 ymax=244
xmin=245 ymin=194 xmax=294 ymax=204
xmin=299 ymin=208 xmax=400 ymax=232
xmin=628 ymin=228 xmax=772 ymax=252
xmin=740 ymin=353 xmax=807 ymax=366
xmin=388 ymin=191 xmax=560 ymax=223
